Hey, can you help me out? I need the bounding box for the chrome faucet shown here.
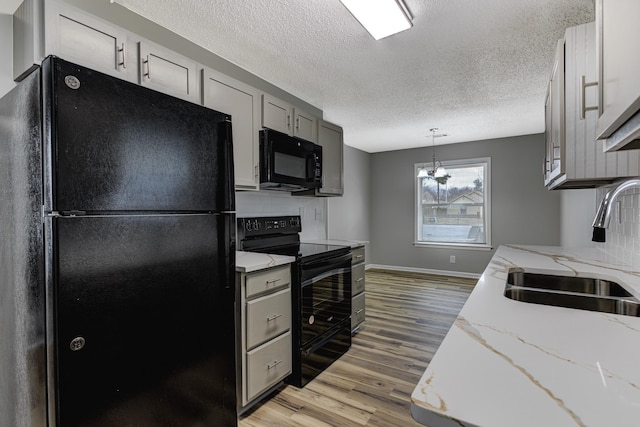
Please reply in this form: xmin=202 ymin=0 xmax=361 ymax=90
xmin=592 ymin=178 xmax=640 ymax=242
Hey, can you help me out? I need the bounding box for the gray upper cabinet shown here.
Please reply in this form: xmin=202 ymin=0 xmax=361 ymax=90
xmin=548 ymin=22 xmax=640 ymax=188
xmin=262 ymin=94 xmax=317 ymax=143
xmin=203 ymin=68 xmax=260 ymax=191
xmin=138 ymin=40 xmax=199 ymax=103
xmin=596 ymin=0 xmax=640 ymax=151
xmin=14 ymin=0 xmax=199 ymax=103
xmin=14 ymin=0 xmax=135 ymax=82
xmin=544 ymin=38 xmax=564 ymax=187
xmin=545 ymin=22 xmax=639 ymax=189
xmin=316 ymin=120 xmax=344 ymax=196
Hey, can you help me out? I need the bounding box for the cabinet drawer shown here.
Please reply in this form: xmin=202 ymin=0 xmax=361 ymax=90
xmin=246 ymin=288 xmax=291 ymax=349
xmin=352 ymin=263 xmax=365 ymax=296
xmin=245 ymin=265 xmax=290 ymax=298
xmin=352 ymin=292 xmax=366 ymax=331
xmin=352 ymin=247 xmax=365 ymax=264
xmin=246 ymin=331 xmax=292 ymax=402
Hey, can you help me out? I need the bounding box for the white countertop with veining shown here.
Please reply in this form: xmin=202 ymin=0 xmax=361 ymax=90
xmin=235 ymin=251 xmax=295 ymax=273
xmin=411 ymin=245 xmax=640 ymax=427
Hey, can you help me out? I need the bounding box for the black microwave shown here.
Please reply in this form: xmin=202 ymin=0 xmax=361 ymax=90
xmin=259 ymin=129 xmax=322 ymax=192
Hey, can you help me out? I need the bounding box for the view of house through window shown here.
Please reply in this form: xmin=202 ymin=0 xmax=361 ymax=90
xmin=415 ymin=158 xmax=491 ymax=247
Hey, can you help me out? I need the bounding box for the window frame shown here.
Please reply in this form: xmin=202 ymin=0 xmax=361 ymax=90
xmin=414 ymin=157 xmax=492 ymax=250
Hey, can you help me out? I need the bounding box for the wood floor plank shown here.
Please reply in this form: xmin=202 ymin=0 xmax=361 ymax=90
xmin=238 ymin=269 xmax=475 ymax=426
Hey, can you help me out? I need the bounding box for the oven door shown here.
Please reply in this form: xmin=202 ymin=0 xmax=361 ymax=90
xmin=300 ymin=252 xmax=352 ymax=346
xmin=260 ymin=129 xmax=322 ymax=190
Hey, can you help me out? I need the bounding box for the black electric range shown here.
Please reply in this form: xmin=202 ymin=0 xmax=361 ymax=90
xmin=237 ymin=216 xmax=352 ymax=387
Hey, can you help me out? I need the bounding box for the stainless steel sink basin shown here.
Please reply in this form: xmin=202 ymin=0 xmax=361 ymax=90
xmin=507 ymin=270 xmax=632 ymax=297
xmin=504 ymin=269 xmax=639 ymax=317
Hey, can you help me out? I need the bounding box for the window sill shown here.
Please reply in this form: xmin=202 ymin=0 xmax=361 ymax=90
xmin=413 ymin=242 xmax=494 ymax=251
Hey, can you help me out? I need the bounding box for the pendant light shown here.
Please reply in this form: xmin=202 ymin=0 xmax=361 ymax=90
xmin=417 ymin=128 xmax=447 ymax=178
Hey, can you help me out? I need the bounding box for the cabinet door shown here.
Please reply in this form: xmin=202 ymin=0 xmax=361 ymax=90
xmin=316 ymin=120 xmax=344 ymax=195
xmin=292 ymin=108 xmax=317 ymax=143
xmin=596 ymin=0 xmax=640 ymax=141
xmin=545 ymin=38 xmax=565 ymax=185
xmin=351 ymin=292 xmax=365 ymax=332
xmin=139 ymin=40 xmax=199 ymax=103
xmin=246 ymin=331 xmax=292 ymax=402
xmin=47 ymin=1 xmax=133 ymax=82
xmin=246 ymin=288 xmax=292 ymax=350
xmin=203 ymin=69 xmax=260 ymax=190
xmin=262 ymin=94 xmax=292 ymax=135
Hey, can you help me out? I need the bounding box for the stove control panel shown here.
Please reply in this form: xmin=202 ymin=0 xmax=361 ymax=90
xmin=237 ymin=215 xmax=302 ymax=239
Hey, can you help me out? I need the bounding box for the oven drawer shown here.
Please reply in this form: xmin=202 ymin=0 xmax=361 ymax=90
xmin=246 ymin=265 xmax=290 ymax=298
xmin=246 ymin=287 xmax=292 ymax=349
xmin=246 ymin=331 xmax=292 ymax=401
xmin=352 ymin=292 xmax=365 ymax=331
xmin=351 ymin=246 xmax=365 ymax=265
xmin=352 ymin=263 xmax=365 ymax=296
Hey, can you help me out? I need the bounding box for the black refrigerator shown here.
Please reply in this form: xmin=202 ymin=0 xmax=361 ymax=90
xmin=0 ymin=56 xmax=237 ymax=426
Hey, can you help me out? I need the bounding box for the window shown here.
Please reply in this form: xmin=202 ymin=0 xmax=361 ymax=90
xmin=415 ymin=157 xmax=491 ymax=249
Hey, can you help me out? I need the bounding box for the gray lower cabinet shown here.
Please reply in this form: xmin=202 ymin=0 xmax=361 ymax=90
xmin=237 ymin=264 xmax=292 ymax=412
xmin=351 ymin=246 xmax=366 ymax=333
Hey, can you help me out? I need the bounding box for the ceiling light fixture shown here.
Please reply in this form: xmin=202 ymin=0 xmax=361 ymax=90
xmin=417 ymin=128 xmax=448 ymax=178
xmin=339 ymin=0 xmax=413 ymax=40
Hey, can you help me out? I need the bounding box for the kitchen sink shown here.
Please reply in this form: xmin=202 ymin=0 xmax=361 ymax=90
xmin=507 ymin=270 xmax=632 ymax=297
xmin=504 ymin=269 xmax=640 ymax=317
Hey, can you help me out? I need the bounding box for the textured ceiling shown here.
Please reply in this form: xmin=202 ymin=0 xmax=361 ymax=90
xmin=6 ymin=0 xmax=595 ymax=152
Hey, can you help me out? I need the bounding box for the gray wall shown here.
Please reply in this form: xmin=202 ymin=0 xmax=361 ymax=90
xmin=327 ymin=144 xmax=371 ymax=244
xmin=370 ymin=133 xmax=561 ymax=274
xmin=0 ymin=14 xmax=15 ymax=98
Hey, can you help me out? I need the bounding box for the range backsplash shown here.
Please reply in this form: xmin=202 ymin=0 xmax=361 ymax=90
xmin=235 ymin=191 xmax=327 ymax=241
xmin=596 ymin=186 xmax=640 ymax=265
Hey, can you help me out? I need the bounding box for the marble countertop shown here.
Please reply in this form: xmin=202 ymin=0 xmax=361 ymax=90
xmin=410 ymin=245 xmax=640 ymax=427
xmin=235 ymin=251 xmax=295 ymax=273
xmin=302 ymin=239 xmax=368 ymax=248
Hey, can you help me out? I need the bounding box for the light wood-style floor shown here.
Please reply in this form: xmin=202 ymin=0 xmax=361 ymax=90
xmin=239 ymin=269 xmax=476 ymax=427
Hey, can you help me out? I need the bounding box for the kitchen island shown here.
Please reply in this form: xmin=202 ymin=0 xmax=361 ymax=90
xmin=411 ymin=245 xmax=640 ymax=427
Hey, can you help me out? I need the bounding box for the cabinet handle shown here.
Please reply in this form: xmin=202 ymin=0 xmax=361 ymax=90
xmin=580 ymin=75 xmax=598 ymax=120
xmin=143 ymin=55 xmax=151 ymax=80
xmin=118 ymin=43 xmax=126 ymax=69
xmin=266 ymin=278 xmax=281 ymax=286
xmin=267 ymin=359 xmax=282 ymax=370
xmin=266 ymin=313 xmax=282 ymax=322
xmin=355 ymin=255 xmax=364 ymax=260
xmin=356 ymin=277 xmax=364 ymax=282
xmin=356 ymin=309 xmax=364 ymax=314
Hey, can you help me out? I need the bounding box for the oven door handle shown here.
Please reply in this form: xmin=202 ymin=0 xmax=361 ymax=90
xmin=302 ymin=325 xmax=347 ymax=356
xmin=301 ymin=266 xmax=351 ymax=288
xmin=301 ymin=252 xmax=353 ymax=270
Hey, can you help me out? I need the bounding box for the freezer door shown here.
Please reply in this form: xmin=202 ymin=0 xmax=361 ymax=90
xmin=42 ymin=57 xmax=234 ymax=213
xmin=52 ymin=214 xmax=236 ymax=426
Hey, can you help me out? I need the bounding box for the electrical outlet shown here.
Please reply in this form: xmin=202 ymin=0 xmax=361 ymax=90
xmin=449 ymin=255 xmax=456 ymax=264
xmin=315 ymin=207 xmax=323 ymax=221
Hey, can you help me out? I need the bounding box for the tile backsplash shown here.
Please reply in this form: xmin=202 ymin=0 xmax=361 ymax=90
xmin=235 ymin=190 xmax=327 ymax=241
xmin=596 ymin=186 xmax=640 ymax=265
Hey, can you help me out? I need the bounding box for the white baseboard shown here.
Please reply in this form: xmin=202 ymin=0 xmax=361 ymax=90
xmin=365 ymin=263 xmax=481 ymax=280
